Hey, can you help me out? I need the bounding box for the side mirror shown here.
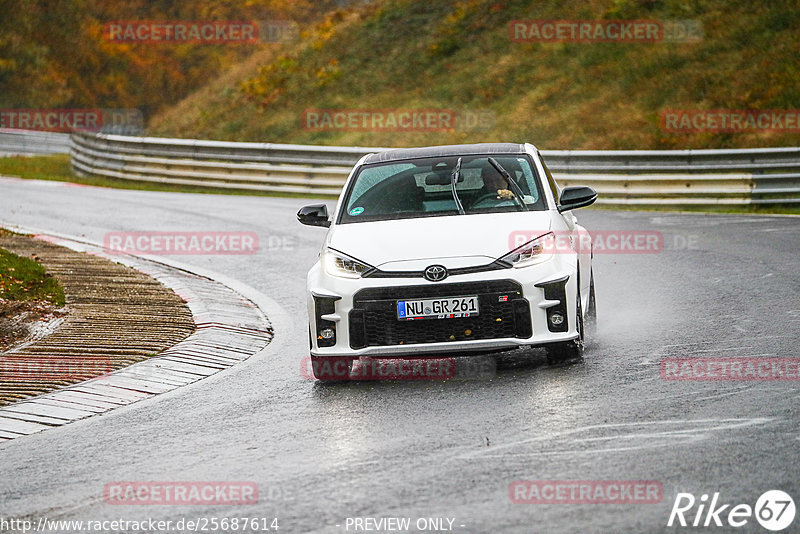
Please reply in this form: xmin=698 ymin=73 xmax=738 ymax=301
xmin=557 ymin=186 xmax=597 ymax=213
xmin=297 ymin=204 xmax=331 ymax=227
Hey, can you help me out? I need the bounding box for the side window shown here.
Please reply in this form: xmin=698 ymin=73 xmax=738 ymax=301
xmin=514 ymin=157 xmax=539 ymax=203
xmin=540 ymin=154 xmax=560 ymax=203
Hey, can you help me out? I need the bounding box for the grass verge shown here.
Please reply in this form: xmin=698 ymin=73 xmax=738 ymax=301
xmin=0 ymin=155 xmax=332 ymax=199
xmin=0 ymin=237 xmax=65 ymax=306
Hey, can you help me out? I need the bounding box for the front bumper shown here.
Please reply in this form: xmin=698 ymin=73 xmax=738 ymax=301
xmin=307 ymin=256 xmax=580 ymax=358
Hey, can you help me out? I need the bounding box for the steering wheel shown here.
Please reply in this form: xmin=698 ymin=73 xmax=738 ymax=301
xmin=470 ymin=192 xmax=516 ymax=209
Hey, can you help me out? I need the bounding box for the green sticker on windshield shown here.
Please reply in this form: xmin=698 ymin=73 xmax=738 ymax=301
xmin=349 ymin=207 xmax=364 ymax=216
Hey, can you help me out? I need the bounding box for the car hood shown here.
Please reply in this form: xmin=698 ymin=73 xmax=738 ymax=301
xmin=327 ymin=211 xmax=553 ymax=269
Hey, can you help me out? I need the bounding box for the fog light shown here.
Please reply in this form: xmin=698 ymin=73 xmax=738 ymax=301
xmin=319 ymin=328 xmax=335 ymax=340
xmin=549 ymin=312 xmax=565 ymax=327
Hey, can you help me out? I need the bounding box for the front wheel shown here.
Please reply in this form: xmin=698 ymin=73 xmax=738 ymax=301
xmin=545 ymin=283 xmax=584 ymax=364
xmin=310 ymin=356 xmax=354 ymax=381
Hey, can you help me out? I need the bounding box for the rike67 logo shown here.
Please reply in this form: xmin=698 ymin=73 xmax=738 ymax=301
xmin=668 ymin=490 xmax=795 ymax=531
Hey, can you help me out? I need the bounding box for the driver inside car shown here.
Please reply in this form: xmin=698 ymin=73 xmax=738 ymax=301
xmin=477 ymin=165 xmax=516 ymax=202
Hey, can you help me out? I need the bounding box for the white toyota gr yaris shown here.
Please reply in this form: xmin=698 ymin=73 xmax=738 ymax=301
xmin=298 ymin=143 xmax=597 ymax=380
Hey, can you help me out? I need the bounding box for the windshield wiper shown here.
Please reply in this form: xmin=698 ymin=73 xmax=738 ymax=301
xmin=488 ymin=157 xmax=529 ymax=211
xmin=451 ymin=157 xmax=465 ymax=215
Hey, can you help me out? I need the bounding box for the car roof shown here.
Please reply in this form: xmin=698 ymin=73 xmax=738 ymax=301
xmin=361 ymin=143 xmax=527 ymax=165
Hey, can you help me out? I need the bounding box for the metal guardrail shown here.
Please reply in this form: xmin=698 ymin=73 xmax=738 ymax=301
xmin=0 ymin=129 xmax=71 ymax=155
xmin=68 ymin=131 xmax=800 ymax=205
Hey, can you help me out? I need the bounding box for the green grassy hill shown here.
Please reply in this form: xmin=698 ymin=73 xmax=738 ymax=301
xmin=148 ymin=0 xmax=800 ymax=149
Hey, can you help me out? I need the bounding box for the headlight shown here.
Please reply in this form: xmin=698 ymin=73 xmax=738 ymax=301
xmin=498 ymin=232 xmax=555 ymax=267
xmin=322 ymin=248 xmax=375 ymax=278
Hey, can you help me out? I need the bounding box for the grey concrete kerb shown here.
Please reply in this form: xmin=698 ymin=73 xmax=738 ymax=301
xmin=0 ymin=225 xmax=288 ymax=443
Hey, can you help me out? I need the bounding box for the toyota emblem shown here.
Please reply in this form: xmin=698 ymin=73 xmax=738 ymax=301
xmin=424 ymin=265 xmax=448 ymax=282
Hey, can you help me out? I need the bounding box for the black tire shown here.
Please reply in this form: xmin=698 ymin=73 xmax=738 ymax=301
xmin=584 ymin=270 xmax=597 ymax=338
xmin=545 ymin=282 xmax=584 ymax=364
xmin=311 ymin=356 xmax=353 ymax=381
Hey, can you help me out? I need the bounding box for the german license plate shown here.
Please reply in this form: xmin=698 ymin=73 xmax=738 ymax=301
xmin=396 ymin=296 xmax=479 ymax=320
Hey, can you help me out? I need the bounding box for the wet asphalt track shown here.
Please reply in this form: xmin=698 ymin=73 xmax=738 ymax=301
xmin=0 ymin=176 xmax=799 ymax=533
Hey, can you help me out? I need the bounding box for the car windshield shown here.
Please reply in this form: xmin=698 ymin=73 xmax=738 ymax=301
xmin=339 ymin=154 xmax=546 ymax=223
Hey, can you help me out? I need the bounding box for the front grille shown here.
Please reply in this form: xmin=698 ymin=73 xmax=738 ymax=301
xmin=349 ymin=280 xmax=531 ymax=349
